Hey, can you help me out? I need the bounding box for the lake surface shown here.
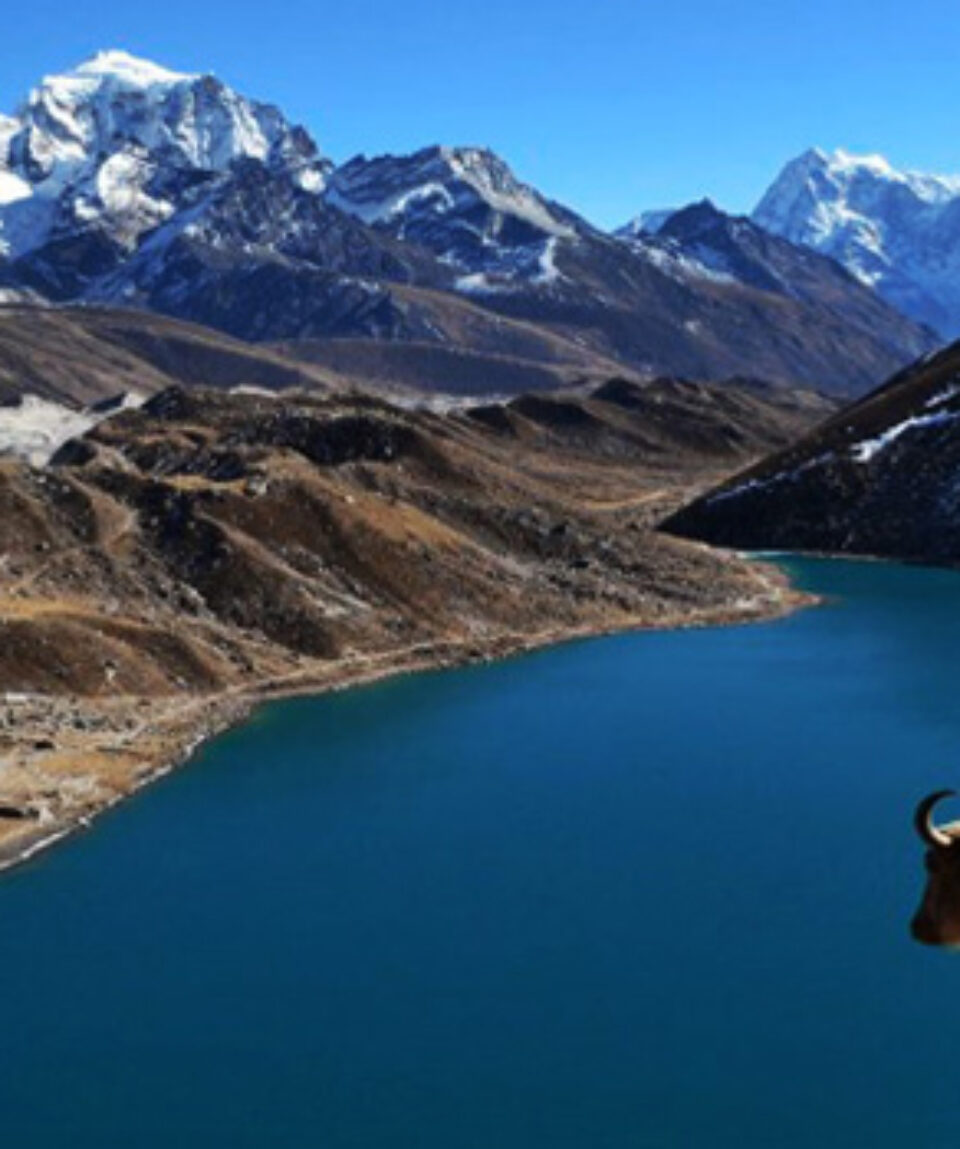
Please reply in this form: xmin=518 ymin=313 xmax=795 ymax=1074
xmin=3 ymin=557 xmax=960 ymax=1147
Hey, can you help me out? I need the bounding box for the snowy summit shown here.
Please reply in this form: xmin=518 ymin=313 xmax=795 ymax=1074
xmin=60 ymin=49 xmax=196 ymax=86
xmin=0 ymin=49 xmax=328 ymax=260
xmin=754 ymin=147 xmax=960 ymax=336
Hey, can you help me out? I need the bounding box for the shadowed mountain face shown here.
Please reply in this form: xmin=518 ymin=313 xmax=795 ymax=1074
xmin=0 ymin=54 xmax=938 ymax=396
xmin=653 ymin=199 xmax=912 ymax=313
xmin=664 ymin=342 xmax=960 ymax=564
xmin=0 ymin=304 xmax=340 ymax=407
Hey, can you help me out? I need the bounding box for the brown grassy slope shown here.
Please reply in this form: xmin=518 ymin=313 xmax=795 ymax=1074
xmin=0 ymin=376 xmax=838 ymax=861
xmin=0 ymin=377 xmax=835 ymax=697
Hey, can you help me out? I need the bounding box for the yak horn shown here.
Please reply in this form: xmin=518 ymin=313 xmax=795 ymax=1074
xmin=915 ymin=790 xmax=958 ymax=849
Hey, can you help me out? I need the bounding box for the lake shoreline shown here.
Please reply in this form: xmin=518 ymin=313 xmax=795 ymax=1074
xmin=0 ymin=559 xmax=813 ymax=877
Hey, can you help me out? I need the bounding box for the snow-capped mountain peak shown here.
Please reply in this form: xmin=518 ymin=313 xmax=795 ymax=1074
xmin=0 ymin=49 xmax=329 ymax=260
xmin=439 ymin=146 xmax=575 ymax=238
xmin=324 ymin=144 xmax=580 ymax=291
xmin=327 ymin=145 xmax=576 ymax=240
xmin=67 ymin=49 xmax=196 ymax=86
xmin=755 ymin=147 xmax=960 ymax=335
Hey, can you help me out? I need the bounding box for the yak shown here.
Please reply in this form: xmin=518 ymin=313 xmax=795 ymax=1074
xmin=912 ymin=790 xmax=960 ymax=947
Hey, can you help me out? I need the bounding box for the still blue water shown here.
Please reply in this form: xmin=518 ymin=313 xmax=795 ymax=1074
xmin=3 ymin=558 xmax=960 ymax=1147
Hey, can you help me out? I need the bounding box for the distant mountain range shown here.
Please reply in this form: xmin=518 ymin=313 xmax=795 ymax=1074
xmin=0 ymin=51 xmax=939 ymax=397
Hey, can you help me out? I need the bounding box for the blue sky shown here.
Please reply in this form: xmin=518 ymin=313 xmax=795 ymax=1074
xmin=4 ymin=0 xmax=960 ymax=228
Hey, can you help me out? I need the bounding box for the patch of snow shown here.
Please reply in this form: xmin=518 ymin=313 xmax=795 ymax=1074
xmin=0 ymin=288 xmax=46 ymax=304
xmin=615 ymin=209 xmax=676 ymax=239
xmin=0 ymin=168 xmax=32 ymax=207
xmin=850 ymin=409 xmax=960 ymax=462
xmin=92 ymin=150 xmax=175 ymax=233
xmin=706 ymin=453 xmax=835 ymax=504
xmin=532 ymin=237 xmax=564 ymax=285
xmin=454 ymin=272 xmax=515 ymax=295
xmin=294 ymin=167 xmax=327 ymax=194
xmin=924 ymin=381 xmax=960 ymax=409
xmin=0 ymin=391 xmax=144 ymax=466
xmin=326 ymin=180 xmax=456 ymax=226
xmin=230 ymin=385 xmax=282 ymax=398
xmin=641 ymin=241 xmax=737 ymax=286
xmin=0 ymin=397 xmax=98 ymax=465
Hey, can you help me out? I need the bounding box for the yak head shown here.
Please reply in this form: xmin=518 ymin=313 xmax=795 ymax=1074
xmin=912 ymin=790 xmax=960 ymax=947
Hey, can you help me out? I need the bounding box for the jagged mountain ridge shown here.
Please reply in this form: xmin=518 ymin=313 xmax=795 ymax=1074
xmin=754 ymin=148 xmax=960 ymax=338
xmin=627 ymin=198 xmax=932 ymax=334
xmin=326 ymin=145 xmax=579 ymax=288
xmin=0 ymin=52 xmax=939 ymax=395
xmin=664 ymin=341 xmax=960 ymax=564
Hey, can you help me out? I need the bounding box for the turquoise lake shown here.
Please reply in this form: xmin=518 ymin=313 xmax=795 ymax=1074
xmin=4 ymin=557 xmax=960 ymax=1147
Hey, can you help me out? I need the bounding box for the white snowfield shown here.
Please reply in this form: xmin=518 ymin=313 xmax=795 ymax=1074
xmin=0 ymin=393 xmax=143 ymax=466
xmin=705 ymin=453 xmax=834 ymax=504
xmin=754 ymin=147 xmax=960 ymax=336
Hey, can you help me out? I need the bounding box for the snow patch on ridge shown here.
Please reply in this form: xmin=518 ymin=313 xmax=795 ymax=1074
xmin=850 ymin=409 xmax=960 ymax=463
xmin=706 ymin=453 xmax=835 ymax=504
xmin=325 ymin=180 xmax=456 ymax=226
xmin=533 ymin=237 xmax=564 ymax=284
xmin=641 ymin=242 xmax=737 ymax=286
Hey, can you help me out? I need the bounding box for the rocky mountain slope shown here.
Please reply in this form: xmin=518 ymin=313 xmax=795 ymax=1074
xmin=664 ymin=342 xmax=960 ymax=563
xmin=0 ymin=304 xmax=339 ymax=407
xmin=0 ymin=374 xmax=832 ymax=864
xmin=613 ymin=199 xmax=935 ymax=393
xmin=754 ymin=148 xmax=960 ymax=338
xmin=326 ymin=145 xmax=581 ymax=286
xmin=0 ymin=53 xmax=937 ymax=395
xmin=321 ymin=149 xmax=935 ymax=394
